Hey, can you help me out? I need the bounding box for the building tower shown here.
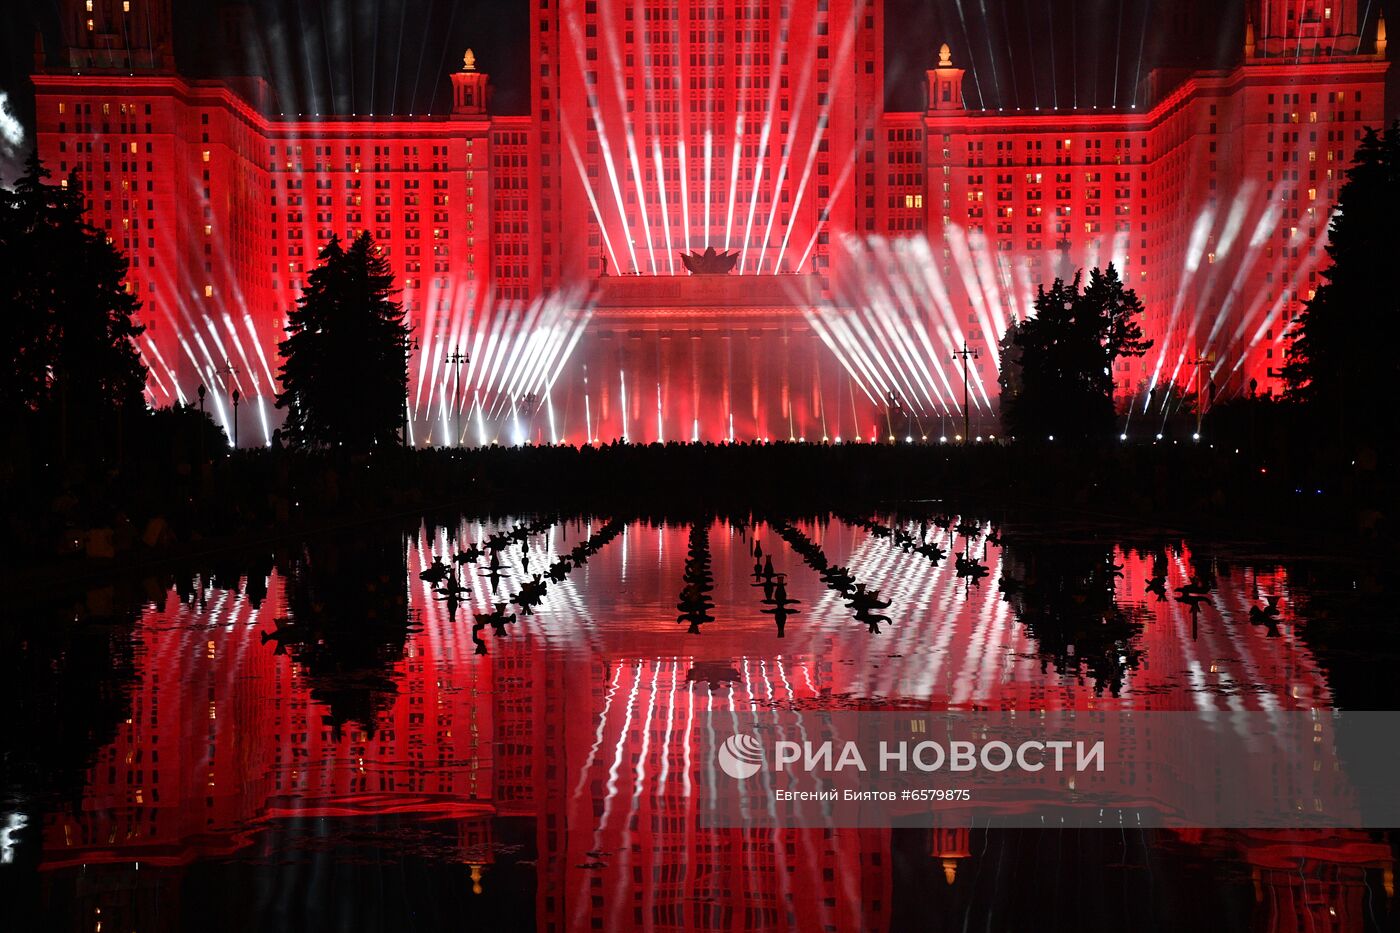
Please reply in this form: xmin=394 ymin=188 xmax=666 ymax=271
xmin=1248 ymin=0 xmax=1367 ymax=59
xmin=451 ymin=49 xmax=491 ymax=116
xmin=52 ymin=0 xmax=175 ymax=73
xmin=926 ymin=43 xmax=966 ymax=113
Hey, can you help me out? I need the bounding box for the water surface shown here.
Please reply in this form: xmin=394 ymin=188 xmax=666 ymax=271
xmin=2 ymin=514 xmax=1394 ymax=931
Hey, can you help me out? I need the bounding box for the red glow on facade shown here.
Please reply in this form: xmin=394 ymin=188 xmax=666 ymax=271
xmin=28 ymin=1 xmax=1389 ymax=443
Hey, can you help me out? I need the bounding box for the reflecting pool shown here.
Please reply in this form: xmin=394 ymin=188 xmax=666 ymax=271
xmin=1 ymin=514 xmax=1395 ymax=931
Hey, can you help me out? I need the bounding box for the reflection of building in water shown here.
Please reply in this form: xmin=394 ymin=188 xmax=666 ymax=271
xmin=528 ymin=654 xmax=891 ymax=931
xmin=1166 ymin=829 xmax=1395 ymax=933
xmin=43 ymin=566 xmax=497 ymax=870
xmin=36 ymin=518 xmax=1367 ymax=930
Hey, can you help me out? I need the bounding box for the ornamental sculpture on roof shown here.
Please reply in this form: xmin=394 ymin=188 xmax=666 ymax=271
xmin=680 ymin=246 xmax=740 ymax=275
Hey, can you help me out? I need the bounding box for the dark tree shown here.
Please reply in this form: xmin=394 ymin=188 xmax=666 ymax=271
xmin=276 ymin=232 xmax=411 ymax=450
xmin=997 ymin=534 xmax=1146 ymax=698
xmin=1283 ymin=122 xmax=1400 ymax=452
xmin=0 ymin=155 xmax=147 ymax=449
xmin=999 ymin=264 xmax=1152 ymax=442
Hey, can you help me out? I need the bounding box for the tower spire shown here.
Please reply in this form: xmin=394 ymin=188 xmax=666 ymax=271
xmin=451 ymin=48 xmax=490 ymax=115
xmin=926 ymin=42 xmax=966 ymax=113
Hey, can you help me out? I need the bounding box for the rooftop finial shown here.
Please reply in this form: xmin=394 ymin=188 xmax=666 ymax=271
xmin=938 ymin=43 xmax=952 ymax=68
xmin=463 ymin=48 xmax=476 ymax=71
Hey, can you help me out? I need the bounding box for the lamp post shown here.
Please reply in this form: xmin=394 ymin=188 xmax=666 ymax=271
xmin=231 ymin=388 xmax=241 ymax=449
xmin=214 ymin=359 xmax=240 ymax=448
xmin=951 ymin=343 xmax=979 ymax=443
xmin=445 ymin=347 xmax=469 ymax=447
xmin=197 ymin=383 xmax=207 ymax=463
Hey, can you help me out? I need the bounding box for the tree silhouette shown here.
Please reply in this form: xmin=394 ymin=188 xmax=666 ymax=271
xmin=998 ymin=264 xmax=1151 ymax=441
xmin=0 ymin=155 xmax=147 ymax=451
xmin=276 ymin=232 xmax=411 ymax=450
xmin=1283 ymin=121 xmax=1400 ymax=453
xmin=997 ymin=534 xmax=1145 ymax=698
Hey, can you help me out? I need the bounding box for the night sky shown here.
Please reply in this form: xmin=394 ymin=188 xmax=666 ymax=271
xmin=2 ymin=0 xmax=1396 ymax=181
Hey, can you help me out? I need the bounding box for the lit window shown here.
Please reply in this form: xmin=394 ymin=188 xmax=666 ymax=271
xmin=1307 ymin=188 xmax=1317 ymax=200
xmin=204 ymin=285 xmax=214 ymax=297
xmin=58 ymin=102 xmax=65 ymax=114
xmin=202 ymin=150 xmax=211 ymax=162
xmin=204 ymin=224 xmax=212 ymax=236
xmin=86 ymin=0 xmax=93 ymax=10
xmin=123 ymin=1 xmax=130 ymax=11
xmin=86 ymin=17 xmax=94 ymax=30
xmin=129 ymin=142 xmax=137 ymax=153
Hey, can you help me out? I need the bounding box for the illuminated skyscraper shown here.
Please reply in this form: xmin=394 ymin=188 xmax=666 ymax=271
xmin=29 ymin=0 xmax=1389 ymax=444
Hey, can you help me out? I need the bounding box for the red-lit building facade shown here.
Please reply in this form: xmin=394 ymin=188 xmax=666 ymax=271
xmin=29 ymin=0 xmax=1389 ymax=444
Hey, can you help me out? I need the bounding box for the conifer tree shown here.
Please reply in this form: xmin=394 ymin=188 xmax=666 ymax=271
xmin=0 ymin=155 xmax=147 ymax=447
xmin=276 ymin=232 xmax=411 ymax=450
xmin=999 ymin=264 xmax=1151 ymax=441
xmin=1284 ymin=122 xmax=1400 ymax=452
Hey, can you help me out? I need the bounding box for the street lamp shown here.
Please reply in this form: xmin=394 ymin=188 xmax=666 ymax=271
xmin=214 ymin=359 xmax=240 ymax=448
xmin=231 ymin=388 xmax=241 ymax=449
xmin=197 ymin=382 xmax=207 ymax=463
xmin=951 ymin=343 xmax=980 ymax=443
xmin=445 ymin=347 xmax=469 ymax=447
